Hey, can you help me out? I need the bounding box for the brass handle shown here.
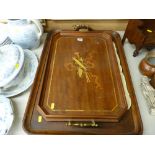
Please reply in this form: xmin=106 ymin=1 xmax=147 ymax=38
xmin=66 ymin=121 xmax=99 ymax=127
xmin=73 ymin=25 xmax=92 ymax=32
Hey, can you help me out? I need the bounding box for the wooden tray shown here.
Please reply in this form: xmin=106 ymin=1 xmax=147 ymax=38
xmin=36 ymin=30 xmax=128 ymax=122
xmin=23 ymin=30 xmax=143 ymax=134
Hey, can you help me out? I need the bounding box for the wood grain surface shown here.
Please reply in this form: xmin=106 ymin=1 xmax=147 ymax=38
xmin=36 ymin=31 xmax=128 ymax=122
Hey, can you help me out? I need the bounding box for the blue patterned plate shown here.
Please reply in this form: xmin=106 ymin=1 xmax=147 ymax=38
xmin=0 ymin=44 xmax=24 ymax=87
xmin=0 ymin=95 xmax=14 ymax=135
xmin=0 ymin=49 xmax=38 ymax=97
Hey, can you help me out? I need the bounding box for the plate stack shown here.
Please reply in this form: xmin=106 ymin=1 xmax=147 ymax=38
xmin=0 ymin=45 xmax=24 ymax=90
xmin=0 ymin=44 xmax=38 ymax=97
xmin=0 ymin=22 xmax=39 ymax=135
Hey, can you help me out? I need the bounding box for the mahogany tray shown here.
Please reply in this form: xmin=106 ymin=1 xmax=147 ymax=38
xmin=36 ymin=30 xmax=128 ymax=122
xmin=23 ymin=30 xmax=143 ymax=134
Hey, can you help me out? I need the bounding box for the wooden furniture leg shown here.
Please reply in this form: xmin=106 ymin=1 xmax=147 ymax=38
xmin=133 ymin=46 xmax=142 ymax=57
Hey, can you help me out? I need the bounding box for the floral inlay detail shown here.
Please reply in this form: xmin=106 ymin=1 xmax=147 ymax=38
xmin=64 ymin=52 xmax=102 ymax=89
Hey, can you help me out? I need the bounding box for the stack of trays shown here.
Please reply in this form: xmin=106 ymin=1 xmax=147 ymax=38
xmin=23 ymin=30 xmax=143 ymax=134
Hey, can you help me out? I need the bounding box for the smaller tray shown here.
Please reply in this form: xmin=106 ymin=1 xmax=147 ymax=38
xmin=36 ymin=30 xmax=128 ymax=122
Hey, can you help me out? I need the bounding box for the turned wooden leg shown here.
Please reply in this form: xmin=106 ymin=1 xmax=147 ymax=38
xmin=133 ymin=50 xmax=139 ymax=57
xmin=133 ymin=46 xmax=142 ymax=57
xmin=122 ymin=34 xmax=126 ymax=45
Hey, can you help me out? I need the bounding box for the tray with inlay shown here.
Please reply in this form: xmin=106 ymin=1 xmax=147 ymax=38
xmin=36 ymin=30 xmax=129 ymax=122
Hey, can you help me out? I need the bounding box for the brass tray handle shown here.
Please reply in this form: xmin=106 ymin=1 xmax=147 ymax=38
xmin=66 ymin=121 xmax=99 ymax=127
xmin=73 ymin=25 xmax=92 ymax=32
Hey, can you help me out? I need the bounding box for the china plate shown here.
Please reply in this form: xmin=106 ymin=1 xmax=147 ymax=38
xmin=0 ymin=44 xmax=24 ymax=87
xmin=0 ymin=95 xmax=14 ymax=135
xmin=0 ymin=49 xmax=38 ymax=97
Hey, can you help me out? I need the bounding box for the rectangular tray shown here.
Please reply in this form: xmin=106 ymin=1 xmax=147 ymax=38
xmin=36 ymin=30 xmax=128 ymax=122
xmin=23 ymin=30 xmax=143 ymax=134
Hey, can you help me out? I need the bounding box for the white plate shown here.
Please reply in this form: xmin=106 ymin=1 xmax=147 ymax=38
xmin=0 ymin=95 xmax=14 ymax=135
xmin=0 ymin=44 xmax=24 ymax=87
xmin=0 ymin=49 xmax=38 ymax=97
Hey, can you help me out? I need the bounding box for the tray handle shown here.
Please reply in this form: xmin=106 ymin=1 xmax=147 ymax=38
xmin=66 ymin=121 xmax=99 ymax=127
xmin=73 ymin=25 xmax=92 ymax=32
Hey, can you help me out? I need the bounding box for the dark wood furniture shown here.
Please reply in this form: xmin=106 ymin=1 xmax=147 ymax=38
xmin=122 ymin=19 xmax=155 ymax=57
xmin=23 ymin=30 xmax=143 ymax=134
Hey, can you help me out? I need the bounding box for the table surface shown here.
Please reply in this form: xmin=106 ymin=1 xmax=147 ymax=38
xmin=8 ymin=32 xmax=155 ymax=135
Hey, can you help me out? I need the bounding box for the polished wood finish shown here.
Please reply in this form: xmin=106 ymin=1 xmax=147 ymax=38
xmin=139 ymin=50 xmax=155 ymax=77
xmin=122 ymin=19 xmax=155 ymax=57
xmin=36 ymin=30 xmax=128 ymax=122
xmin=23 ymin=31 xmax=143 ymax=134
xmin=139 ymin=58 xmax=155 ymax=77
